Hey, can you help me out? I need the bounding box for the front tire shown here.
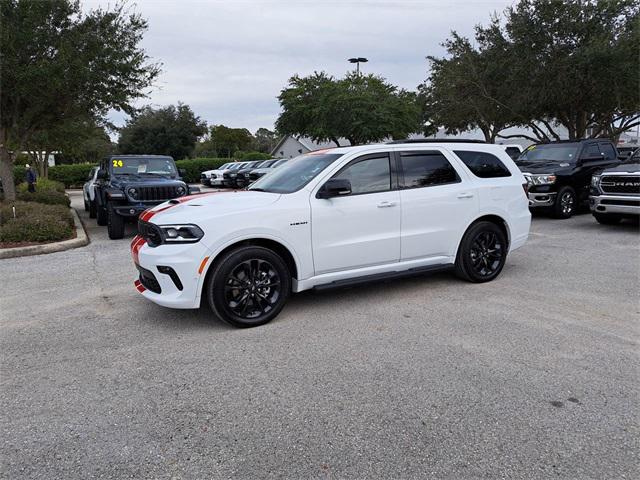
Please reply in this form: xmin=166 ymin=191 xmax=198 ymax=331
xmin=455 ymin=221 xmax=508 ymax=283
xmin=553 ymin=186 xmax=576 ymax=219
xmin=96 ymin=203 xmax=107 ymax=226
xmin=593 ymin=213 xmax=622 ymax=225
xmin=206 ymin=246 xmax=291 ymax=328
xmin=107 ymin=203 xmax=125 ymax=239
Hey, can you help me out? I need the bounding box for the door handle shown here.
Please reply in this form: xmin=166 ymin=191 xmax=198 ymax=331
xmin=457 ymin=193 xmax=474 ymax=199
xmin=377 ymin=201 xmax=397 ymax=208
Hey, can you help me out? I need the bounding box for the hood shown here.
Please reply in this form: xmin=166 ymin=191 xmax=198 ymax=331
xmin=202 ymin=168 xmax=227 ymax=176
xmin=110 ymin=176 xmax=185 ymax=188
xmin=142 ymin=190 xmax=281 ymax=224
xmin=251 ymin=168 xmax=272 ymax=174
xmin=515 ymin=159 xmax=574 ymax=174
xmin=601 ymin=163 xmax=640 ymax=174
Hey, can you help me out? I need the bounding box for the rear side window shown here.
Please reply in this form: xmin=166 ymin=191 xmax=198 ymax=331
xmin=583 ymin=144 xmax=601 ymax=158
xmin=399 ymin=152 xmax=459 ymax=188
xmin=454 ymin=151 xmax=512 ymax=178
xmin=505 ymin=147 xmax=521 ymax=160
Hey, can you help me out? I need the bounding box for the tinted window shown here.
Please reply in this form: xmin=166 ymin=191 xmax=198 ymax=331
xmin=505 ymin=147 xmax=521 ymax=160
xmin=599 ymin=143 xmax=616 ymax=161
xmin=583 ymin=144 xmax=601 ymax=158
xmin=454 ymin=151 xmax=511 ymax=178
xmin=110 ymin=157 xmax=176 ymax=176
xmin=333 ymin=154 xmax=391 ymax=195
xmin=400 ymin=152 xmax=459 ymax=188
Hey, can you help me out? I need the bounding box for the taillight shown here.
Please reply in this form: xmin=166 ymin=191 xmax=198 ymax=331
xmin=522 ymin=182 xmax=529 ymax=196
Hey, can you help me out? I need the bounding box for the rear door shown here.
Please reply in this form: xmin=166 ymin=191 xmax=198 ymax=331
xmin=311 ymin=152 xmax=401 ymax=274
xmin=397 ymin=149 xmax=478 ymax=261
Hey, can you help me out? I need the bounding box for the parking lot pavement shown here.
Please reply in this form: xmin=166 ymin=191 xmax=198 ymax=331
xmin=1 ymin=191 xmax=638 ymax=479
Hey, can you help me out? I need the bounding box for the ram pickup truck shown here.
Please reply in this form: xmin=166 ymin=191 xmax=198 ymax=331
xmin=590 ymin=148 xmax=640 ymax=224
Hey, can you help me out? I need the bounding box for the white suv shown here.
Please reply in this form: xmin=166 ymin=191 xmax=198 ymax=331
xmin=131 ymin=141 xmax=531 ymax=327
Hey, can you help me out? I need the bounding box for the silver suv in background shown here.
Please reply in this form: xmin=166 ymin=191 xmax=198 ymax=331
xmin=590 ymin=148 xmax=640 ymax=224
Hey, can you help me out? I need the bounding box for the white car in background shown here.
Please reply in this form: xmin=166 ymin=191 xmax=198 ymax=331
xmin=83 ymin=166 xmax=99 ymax=218
xmin=131 ymin=140 xmax=530 ymax=328
xmin=200 ymin=162 xmax=235 ymax=187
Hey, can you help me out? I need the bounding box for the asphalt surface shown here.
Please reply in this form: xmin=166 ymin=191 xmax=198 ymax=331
xmin=1 ymin=191 xmax=639 ymax=479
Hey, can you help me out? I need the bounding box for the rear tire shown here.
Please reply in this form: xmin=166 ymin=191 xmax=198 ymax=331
xmin=455 ymin=221 xmax=508 ymax=283
xmin=89 ymin=200 xmax=97 ymax=219
xmin=96 ymin=203 xmax=107 ymax=226
xmin=594 ymin=213 xmax=622 ymax=225
xmin=107 ymin=203 xmax=125 ymax=239
xmin=552 ymin=186 xmax=576 ymax=219
xmin=206 ymin=246 xmax=291 ymax=328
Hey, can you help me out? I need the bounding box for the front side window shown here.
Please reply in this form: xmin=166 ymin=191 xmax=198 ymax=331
xmin=332 ymin=154 xmax=391 ymax=195
xmin=582 ymin=144 xmax=601 ymax=158
xmin=249 ymin=153 xmax=343 ymax=193
xmin=110 ymin=157 xmax=177 ymax=177
xmin=399 ymin=152 xmax=459 ymax=188
xmin=599 ymin=143 xmax=617 ymax=161
xmin=454 ymin=151 xmax=511 ymax=178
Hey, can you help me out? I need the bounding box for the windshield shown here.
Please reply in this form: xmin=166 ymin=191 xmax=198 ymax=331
xmin=249 ymin=153 xmax=343 ymax=193
xmin=518 ymin=144 xmax=580 ymax=163
xmin=272 ymin=159 xmax=288 ymax=168
xmin=256 ymin=159 xmax=276 ymax=168
xmin=110 ymin=157 xmax=176 ymax=176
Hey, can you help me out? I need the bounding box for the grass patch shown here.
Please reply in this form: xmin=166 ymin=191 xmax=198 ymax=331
xmin=0 ymin=201 xmax=74 ymax=245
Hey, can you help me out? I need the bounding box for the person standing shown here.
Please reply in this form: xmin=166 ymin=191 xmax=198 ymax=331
xmin=25 ymin=164 xmax=37 ymax=193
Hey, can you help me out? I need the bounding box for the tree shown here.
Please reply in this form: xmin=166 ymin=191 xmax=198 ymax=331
xmin=423 ymin=0 xmax=640 ymax=143
xmin=276 ymin=72 xmax=423 ymax=146
xmin=252 ymin=128 xmax=279 ymax=154
xmin=117 ymin=104 xmax=207 ymax=159
xmin=0 ymin=0 xmax=160 ymax=200
xmin=208 ymin=125 xmax=254 ymax=157
xmin=419 ymin=33 xmax=517 ymax=143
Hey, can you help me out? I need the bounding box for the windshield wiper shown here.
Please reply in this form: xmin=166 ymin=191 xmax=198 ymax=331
xmin=249 ymin=187 xmax=267 ymax=192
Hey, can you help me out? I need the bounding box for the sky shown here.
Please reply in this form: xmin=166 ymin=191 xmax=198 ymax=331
xmin=82 ymin=0 xmax=515 ymax=134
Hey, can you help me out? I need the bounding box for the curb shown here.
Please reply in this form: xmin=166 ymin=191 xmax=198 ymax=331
xmin=0 ymin=208 xmax=90 ymax=259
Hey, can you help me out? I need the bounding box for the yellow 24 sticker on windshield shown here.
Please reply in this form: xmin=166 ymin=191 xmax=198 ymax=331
xmin=112 ymin=159 xmax=124 ymax=168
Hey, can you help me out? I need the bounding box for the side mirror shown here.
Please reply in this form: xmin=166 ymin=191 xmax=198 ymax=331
xmin=96 ymin=169 xmax=107 ymax=180
xmin=317 ymin=178 xmax=352 ymax=199
xmin=179 ymin=168 xmax=187 ymax=178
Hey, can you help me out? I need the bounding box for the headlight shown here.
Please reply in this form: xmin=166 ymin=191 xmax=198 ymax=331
xmin=528 ymin=174 xmax=556 ymax=185
xmin=211 ymin=174 xmax=217 ymax=179
xmin=127 ymin=187 xmax=138 ymax=199
xmin=230 ymin=173 xmax=237 ymax=177
xmin=591 ymin=175 xmax=600 ymax=187
xmin=158 ymin=224 xmax=204 ymax=244
xmin=176 ymin=185 xmax=186 ymax=196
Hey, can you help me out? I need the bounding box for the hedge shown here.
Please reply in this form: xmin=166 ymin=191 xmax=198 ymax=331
xmin=0 ymin=201 xmax=74 ymax=243
xmin=239 ymin=151 xmax=273 ymax=161
xmin=16 ymin=180 xmax=71 ymax=207
xmin=175 ymin=158 xmax=233 ymax=183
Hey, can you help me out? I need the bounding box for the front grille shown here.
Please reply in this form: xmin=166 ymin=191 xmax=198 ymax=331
xmin=600 ymin=176 xmax=640 ymax=195
xmin=136 ymin=185 xmax=181 ymax=201
xmin=601 ymin=199 xmax=640 ymax=206
xmin=137 ymin=265 xmax=162 ymax=294
xmin=138 ymin=220 xmax=163 ymax=247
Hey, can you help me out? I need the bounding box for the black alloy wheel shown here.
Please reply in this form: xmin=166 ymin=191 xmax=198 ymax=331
xmin=455 ymin=221 xmax=507 ymax=283
xmin=207 ymin=246 xmax=291 ymax=327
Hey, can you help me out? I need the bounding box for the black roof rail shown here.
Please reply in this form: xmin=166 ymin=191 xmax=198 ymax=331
xmin=386 ymin=139 xmax=487 ymax=145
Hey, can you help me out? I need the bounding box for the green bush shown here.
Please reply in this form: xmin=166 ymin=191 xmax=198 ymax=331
xmin=239 ymin=151 xmax=272 ymax=161
xmin=48 ymin=163 xmax=96 ymax=188
xmin=16 ymin=187 xmax=70 ymax=207
xmin=17 ymin=179 xmax=66 ymax=194
xmin=175 ymin=157 xmax=233 ymax=183
xmin=0 ymin=201 xmax=74 ymax=243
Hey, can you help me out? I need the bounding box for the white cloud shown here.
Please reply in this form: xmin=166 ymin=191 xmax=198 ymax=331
xmin=83 ymin=0 xmax=513 ymax=132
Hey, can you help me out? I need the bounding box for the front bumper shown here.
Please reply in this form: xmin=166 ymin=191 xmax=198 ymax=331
xmin=527 ymin=191 xmax=557 ymax=207
xmin=132 ymin=236 xmax=212 ymax=309
xmin=590 ymin=194 xmax=640 ymax=216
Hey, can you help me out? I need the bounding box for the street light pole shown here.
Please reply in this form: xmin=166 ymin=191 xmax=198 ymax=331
xmin=348 ymin=57 xmax=368 ymax=75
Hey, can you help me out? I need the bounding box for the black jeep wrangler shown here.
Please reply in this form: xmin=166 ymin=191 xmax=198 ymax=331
xmin=94 ymin=155 xmax=198 ymax=239
xmin=516 ymin=139 xmax=620 ymax=218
